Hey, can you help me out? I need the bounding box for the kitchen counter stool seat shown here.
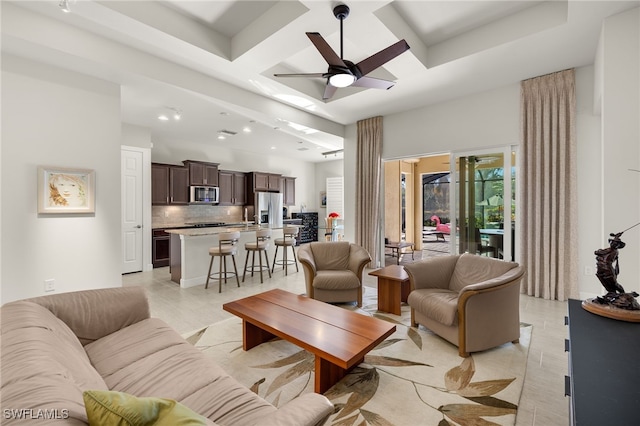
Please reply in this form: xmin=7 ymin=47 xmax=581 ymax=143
xmin=243 ymin=229 xmax=272 ymax=283
xmin=205 ymin=231 xmax=241 ymax=292
xmin=272 ymin=226 xmax=299 ymax=276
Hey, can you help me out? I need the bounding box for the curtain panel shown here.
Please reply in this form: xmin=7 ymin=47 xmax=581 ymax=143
xmin=356 ymin=116 xmax=383 ymax=267
xmin=520 ymin=69 xmax=578 ymax=301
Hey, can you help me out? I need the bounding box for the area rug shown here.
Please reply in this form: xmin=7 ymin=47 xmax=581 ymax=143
xmin=185 ymin=288 xmax=531 ymax=426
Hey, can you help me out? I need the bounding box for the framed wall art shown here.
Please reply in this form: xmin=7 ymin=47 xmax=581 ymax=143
xmin=38 ymin=166 xmax=95 ymax=214
xmin=320 ymin=191 xmax=327 ymax=208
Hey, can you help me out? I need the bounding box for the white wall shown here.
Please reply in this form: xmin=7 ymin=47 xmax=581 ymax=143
xmin=596 ymin=7 xmax=640 ymax=296
xmin=122 ymin=123 xmax=152 ymax=149
xmin=1 ymin=55 xmax=122 ymax=303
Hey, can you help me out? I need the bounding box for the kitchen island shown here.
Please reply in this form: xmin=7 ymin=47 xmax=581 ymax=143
xmin=167 ymin=225 xmax=285 ymax=288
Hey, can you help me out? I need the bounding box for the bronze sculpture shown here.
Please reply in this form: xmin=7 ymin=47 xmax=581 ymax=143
xmin=593 ymin=225 xmax=639 ymax=311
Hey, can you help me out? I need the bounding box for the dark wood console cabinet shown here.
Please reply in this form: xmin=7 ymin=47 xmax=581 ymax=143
xmin=565 ymin=299 xmax=639 ymax=425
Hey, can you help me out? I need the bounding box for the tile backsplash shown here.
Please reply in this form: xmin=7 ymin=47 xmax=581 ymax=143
xmin=153 ymin=205 xmax=243 ymax=228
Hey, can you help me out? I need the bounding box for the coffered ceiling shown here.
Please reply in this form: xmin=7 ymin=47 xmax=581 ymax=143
xmin=3 ymin=1 xmax=638 ymax=162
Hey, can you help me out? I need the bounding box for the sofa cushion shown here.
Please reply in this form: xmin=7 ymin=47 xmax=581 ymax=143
xmin=448 ymin=253 xmax=517 ymax=292
xmin=25 ymin=287 xmax=150 ymax=346
xmin=310 ymin=241 xmax=351 ymax=270
xmin=312 ymin=270 xmax=361 ymax=290
xmin=407 ymin=288 xmax=459 ymax=326
xmin=82 ymin=390 xmax=215 ymax=426
xmin=84 ymin=318 xmax=277 ymax=426
xmin=0 ymin=301 xmax=109 ymax=425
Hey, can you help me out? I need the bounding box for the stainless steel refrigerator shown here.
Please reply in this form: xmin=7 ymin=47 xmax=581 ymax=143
xmin=255 ymin=192 xmax=283 ymax=227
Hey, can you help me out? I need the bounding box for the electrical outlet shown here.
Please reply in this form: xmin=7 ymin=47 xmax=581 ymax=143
xmin=164 ymin=210 xmax=169 ymax=218
xmin=584 ymin=266 xmax=594 ymax=276
xmin=44 ymin=279 xmax=55 ymax=292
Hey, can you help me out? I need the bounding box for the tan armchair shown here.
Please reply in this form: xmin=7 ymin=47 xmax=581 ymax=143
xmin=404 ymin=253 xmax=525 ymax=357
xmin=298 ymin=242 xmax=371 ymax=307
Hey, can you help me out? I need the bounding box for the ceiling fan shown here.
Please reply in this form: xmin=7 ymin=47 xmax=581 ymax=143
xmin=274 ymin=4 xmax=410 ymax=100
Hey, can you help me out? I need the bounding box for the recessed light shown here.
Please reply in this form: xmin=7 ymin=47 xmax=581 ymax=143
xmin=217 ymin=135 xmax=226 ymax=140
xmin=243 ymin=126 xmax=252 ymax=133
xmin=270 ymin=146 xmax=276 ymax=150
xmin=158 ymin=114 xmax=169 ymax=121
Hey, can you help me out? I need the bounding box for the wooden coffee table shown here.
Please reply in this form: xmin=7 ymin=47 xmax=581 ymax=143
xmin=385 ymin=241 xmax=414 ymax=264
xmin=223 ymin=289 xmax=396 ymax=394
xmin=368 ymin=265 xmax=411 ymax=315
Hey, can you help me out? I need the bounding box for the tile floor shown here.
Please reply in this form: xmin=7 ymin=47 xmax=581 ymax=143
xmin=123 ymin=253 xmax=569 ymax=426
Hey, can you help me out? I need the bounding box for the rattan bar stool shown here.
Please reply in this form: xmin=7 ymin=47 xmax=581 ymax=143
xmin=205 ymin=231 xmax=241 ymax=293
xmin=242 ymin=228 xmax=272 ymax=283
xmin=272 ymin=226 xmax=299 ymax=275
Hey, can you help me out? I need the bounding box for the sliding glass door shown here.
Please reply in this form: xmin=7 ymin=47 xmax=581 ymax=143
xmin=450 ymin=147 xmax=516 ymax=261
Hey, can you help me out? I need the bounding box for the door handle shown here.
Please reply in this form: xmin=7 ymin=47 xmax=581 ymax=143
xmin=135 ymin=225 xmax=142 ymax=229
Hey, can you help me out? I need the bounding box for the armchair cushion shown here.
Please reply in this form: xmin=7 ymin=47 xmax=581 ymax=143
xmin=310 ymin=241 xmax=351 ymax=270
xmin=407 ymin=289 xmax=459 ymax=326
xmin=448 ymin=254 xmax=517 ymax=292
xmin=313 ymin=270 xmax=361 ymax=290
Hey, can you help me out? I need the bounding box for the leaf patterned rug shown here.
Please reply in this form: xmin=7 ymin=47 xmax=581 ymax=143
xmin=185 ymin=287 xmax=532 ymax=426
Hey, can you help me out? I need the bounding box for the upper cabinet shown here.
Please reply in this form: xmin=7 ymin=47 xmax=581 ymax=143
xmin=218 ymin=170 xmax=246 ymax=205
xmin=249 ymin=172 xmax=281 ymax=192
xmin=152 ymin=163 xmax=189 ymax=205
xmin=184 ymin=160 xmax=219 ymax=186
xmin=282 ymin=176 xmax=296 ymax=206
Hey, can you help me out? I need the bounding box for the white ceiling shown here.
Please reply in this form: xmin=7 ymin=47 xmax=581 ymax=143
xmin=3 ymin=0 xmax=639 ymax=162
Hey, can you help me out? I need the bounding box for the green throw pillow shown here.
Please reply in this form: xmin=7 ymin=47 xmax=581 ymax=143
xmin=83 ymin=390 xmax=210 ymax=426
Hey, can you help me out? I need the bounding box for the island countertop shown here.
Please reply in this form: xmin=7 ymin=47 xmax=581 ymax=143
xmin=165 ymin=224 xmax=288 ymax=237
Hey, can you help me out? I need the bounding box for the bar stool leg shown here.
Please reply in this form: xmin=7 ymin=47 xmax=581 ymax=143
xmin=258 ymin=248 xmax=264 ymax=283
xmin=218 ymin=255 xmax=224 ymax=293
xmin=231 ymin=254 xmax=240 ymax=287
xmin=242 ymin=250 xmax=250 ymax=282
xmin=283 ymin=245 xmax=288 ymax=275
xmin=263 ymin=251 xmax=272 ymax=278
xmin=205 ymin=255 xmax=214 ymax=289
xmin=271 ymin=246 xmax=280 ymax=273
xmin=291 ymin=245 xmax=299 ymax=272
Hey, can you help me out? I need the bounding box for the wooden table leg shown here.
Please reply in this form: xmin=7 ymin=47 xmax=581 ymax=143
xmin=315 ymin=356 xmax=362 ymax=394
xmin=242 ymin=320 xmax=276 ymax=350
xmin=377 ymin=277 xmax=402 ymax=315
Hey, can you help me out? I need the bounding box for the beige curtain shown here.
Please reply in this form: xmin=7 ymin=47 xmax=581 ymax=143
xmin=356 ymin=116 xmax=383 ymax=266
xmin=520 ymin=69 xmax=578 ymax=301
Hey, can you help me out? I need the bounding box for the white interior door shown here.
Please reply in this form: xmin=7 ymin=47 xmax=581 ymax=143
xmin=122 ymin=148 xmax=143 ymax=273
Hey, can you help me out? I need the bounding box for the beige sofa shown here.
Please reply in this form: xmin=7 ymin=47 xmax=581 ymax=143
xmin=298 ymin=242 xmax=371 ymax=307
xmin=404 ymin=254 xmax=525 ymax=357
xmin=0 ymin=287 xmax=333 ymax=425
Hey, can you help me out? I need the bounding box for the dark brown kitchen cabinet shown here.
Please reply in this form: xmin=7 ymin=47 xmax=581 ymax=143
xmin=249 ymin=172 xmax=281 ymax=192
xmin=282 ymin=176 xmax=296 ymax=206
xmin=152 ymin=164 xmax=170 ymax=205
xmin=169 ymin=167 xmax=189 ymax=204
xmin=184 ymin=160 xmax=219 ymax=186
xmin=152 ymin=163 xmax=189 ymax=205
xmin=152 ymin=229 xmax=170 ymax=268
xmin=218 ymin=170 xmax=246 ymax=205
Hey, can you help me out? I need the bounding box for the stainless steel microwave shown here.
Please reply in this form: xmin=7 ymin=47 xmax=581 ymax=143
xmin=190 ymin=186 xmax=219 ymax=204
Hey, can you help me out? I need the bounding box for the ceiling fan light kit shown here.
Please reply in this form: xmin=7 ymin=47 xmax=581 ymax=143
xmin=274 ymin=4 xmax=410 ymax=100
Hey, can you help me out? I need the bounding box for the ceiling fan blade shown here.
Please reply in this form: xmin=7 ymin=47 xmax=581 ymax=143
xmin=354 ymin=39 xmax=410 ymax=77
xmin=273 ymin=73 xmax=325 ymax=78
xmin=306 ymin=32 xmax=347 ymax=68
xmin=322 ymin=84 xmax=338 ymax=101
xmin=351 ymin=76 xmax=395 ymax=90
